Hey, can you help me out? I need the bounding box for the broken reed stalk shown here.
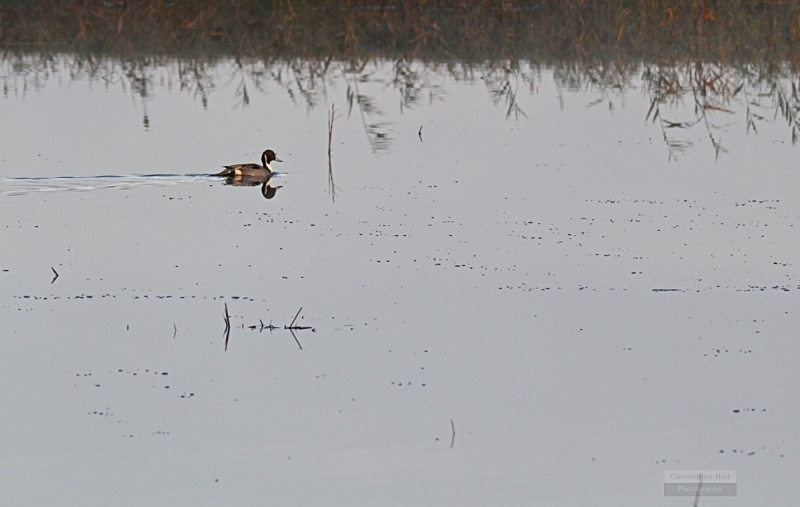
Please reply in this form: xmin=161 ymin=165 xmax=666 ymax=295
xmin=289 ymin=328 xmax=303 ymax=350
xmin=284 ymin=306 xmax=309 ymax=350
xmin=285 ymin=307 xmax=312 ymax=330
xmin=328 ymin=104 xmax=335 ymax=161
xmin=286 ymin=307 xmax=307 ymax=349
xmin=223 ymin=303 xmax=231 ymax=351
xmin=228 ymin=306 xmax=312 ymax=350
xmin=261 ymin=319 xmax=279 ymax=332
xmin=289 ymin=307 xmax=302 ymax=328
xmin=327 ymin=103 xmax=339 ymax=202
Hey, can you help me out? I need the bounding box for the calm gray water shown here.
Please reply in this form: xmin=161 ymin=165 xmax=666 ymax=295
xmin=2 ymin=57 xmax=799 ymax=505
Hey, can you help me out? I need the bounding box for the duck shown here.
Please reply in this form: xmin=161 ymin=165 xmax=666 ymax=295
xmin=216 ymin=149 xmax=282 ymax=178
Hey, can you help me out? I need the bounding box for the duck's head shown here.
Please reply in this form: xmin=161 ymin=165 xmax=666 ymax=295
xmin=261 ymin=149 xmax=282 ymax=167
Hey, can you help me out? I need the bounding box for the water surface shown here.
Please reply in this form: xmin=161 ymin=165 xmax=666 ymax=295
xmin=2 ymin=57 xmax=799 ymax=506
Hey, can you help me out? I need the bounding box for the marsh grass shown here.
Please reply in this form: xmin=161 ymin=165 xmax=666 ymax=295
xmin=4 ymin=1 xmax=800 ymax=63
xmin=4 ymin=53 xmax=799 ymax=158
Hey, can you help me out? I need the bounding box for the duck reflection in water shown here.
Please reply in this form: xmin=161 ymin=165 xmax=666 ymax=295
xmin=216 ymin=149 xmax=283 ymax=199
xmin=222 ymin=173 xmax=283 ymax=199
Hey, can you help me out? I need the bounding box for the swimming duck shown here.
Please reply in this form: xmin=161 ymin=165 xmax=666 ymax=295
xmin=216 ymin=149 xmax=282 ymax=178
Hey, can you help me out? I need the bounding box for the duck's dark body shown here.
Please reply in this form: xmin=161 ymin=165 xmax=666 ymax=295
xmin=216 ymin=149 xmax=282 ymax=178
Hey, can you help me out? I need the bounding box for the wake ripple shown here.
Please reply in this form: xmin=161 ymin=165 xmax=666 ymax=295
xmin=0 ymin=174 xmax=214 ymax=196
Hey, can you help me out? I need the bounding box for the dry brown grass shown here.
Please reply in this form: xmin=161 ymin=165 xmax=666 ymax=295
xmin=3 ymin=1 xmax=800 ymax=64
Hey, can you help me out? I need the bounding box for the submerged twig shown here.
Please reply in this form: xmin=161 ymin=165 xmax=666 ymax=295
xmin=283 ymin=308 xmax=306 ymax=349
xmin=288 ymin=328 xmax=303 ymax=350
xmin=235 ymin=307 xmax=315 ymax=349
xmin=260 ymin=318 xmax=280 ymax=332
xmin=50 ymin=267 xmax=59 ymax=284
xmin=288 ymin=307 xmax=302 ymax=328
xmin=285 ymin=307 xmax=313 ymax=331
xmin=284 ymin=307 xmax=314 ymax=349
xmin=223 ymin=303 xmax=231 ymax=351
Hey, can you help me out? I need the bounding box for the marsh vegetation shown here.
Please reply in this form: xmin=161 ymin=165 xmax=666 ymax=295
xmin=4 ymin=1 xmax=800 ymax=157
